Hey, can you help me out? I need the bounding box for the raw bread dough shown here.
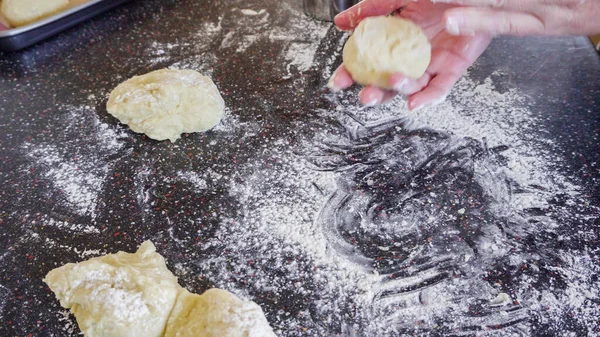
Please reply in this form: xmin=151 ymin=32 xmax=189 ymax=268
xmin=106 ymin=69 xmax=225 ymax=142
xmin=44 ymin=241 xmax=276 ymax=337
xmin=1 ymin=0 xmax=69 ymax=27
xmin=165 ymin=289 xmax=274 ymax=337
xmin=44 ymin=241 xmax=181 ymax=337
xmin=342 ymin=16 xmax=431 ymax=90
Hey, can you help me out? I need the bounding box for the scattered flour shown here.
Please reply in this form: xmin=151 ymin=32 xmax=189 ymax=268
xmin=0 ymin=284 xmax=9 ymax=321
xmin=141 ymin=3 xmax=330 ymax=77
xmin=177 ymin=171 xmax=208 ymax=190
xmin=187 ymin=45 xmax=600 ymax=334
xmin=25 ymin=144 xmax=105 ymax=216
xmin=41 ymin=217 xmax=100 ymax=234
xmin=45 ymin=237 xmax=105 ymax=258
xmin=5 ymin=3 xmax=598 ymax=337
xmin=22 ymin=104 xmax=128 ymax=218
xmin=240 ymin=9 xmax=267 ymax=16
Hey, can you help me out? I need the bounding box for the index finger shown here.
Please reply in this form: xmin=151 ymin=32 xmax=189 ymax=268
xmin=431 ymin=0 xmax=582 ymax=10
xmin=334 ymin=0 xmax=411 ymax=30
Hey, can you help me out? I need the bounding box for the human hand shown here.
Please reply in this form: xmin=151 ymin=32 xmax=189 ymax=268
xmin=330 ymin=0 xmax=492 ymax=110
xmin=438 ymin=0 xmax=600 ymax=36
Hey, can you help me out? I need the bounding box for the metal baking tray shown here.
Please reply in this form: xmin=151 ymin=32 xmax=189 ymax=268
xmin=0 ymin=0 xmax=133 ymax=52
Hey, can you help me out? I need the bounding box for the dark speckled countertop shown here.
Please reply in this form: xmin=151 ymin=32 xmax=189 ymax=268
xmin=0 ymin=0 xmax=599 ymax=336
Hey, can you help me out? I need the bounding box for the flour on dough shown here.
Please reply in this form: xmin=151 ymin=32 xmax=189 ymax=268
xmin=106 ymin=69 xmax=225 ymax=142
xmin=44 ymin=241 xmax=276 ymax=337
xmin=1 ymin=0 xmax=69 ymax=27
xmin=342 ymin=16 xmax=431 ymax=89
xmin=44 ymin=241 xmax=180 ymax=337
xmin=165 ymin=289 xmax=274 ymax=337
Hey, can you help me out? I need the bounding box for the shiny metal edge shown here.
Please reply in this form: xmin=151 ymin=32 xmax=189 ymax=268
xmin=0 ymin=0 xmax=104 ymax=38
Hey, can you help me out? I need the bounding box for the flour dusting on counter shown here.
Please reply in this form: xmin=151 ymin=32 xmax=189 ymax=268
xmin=21 ymin=105 xmax=128 ymax=218
xmin=141 ymin=2 xmax=330 ymax=78
xmin=42 ymin=217 xmax=100 ymax=234
xmin=12 ymin=39 xmax=598 ymax=337
xmin=25 ymin=144 xmax=105 ymax=216
xmin=1 ymin=1 xmax=598 ymax=336
xmin=177 ymin=171 xmax=208 ymax=190
xmin=175 ymin=57 xmax=600 ymax=334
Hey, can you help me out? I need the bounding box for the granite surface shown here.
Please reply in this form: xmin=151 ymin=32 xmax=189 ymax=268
xmin=0 ymin=0 xmax=599 ymax=336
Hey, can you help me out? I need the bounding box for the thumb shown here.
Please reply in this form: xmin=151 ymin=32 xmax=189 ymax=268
xmin=334 ymin=0 xmax=411 ymax=30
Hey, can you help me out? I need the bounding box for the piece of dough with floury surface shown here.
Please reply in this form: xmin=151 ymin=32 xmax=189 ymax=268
xmin=106 ymin=69 xmax=225 ymax=142
xmin=44 ymin=241 xmax=277 ymax=337
xmin=1 ymin=0 xmax=69 ymax=27
xmin=165 ymin=289 xmax=275 ymax=337
xmin=342 ymin=16 xmax=431 ymax=90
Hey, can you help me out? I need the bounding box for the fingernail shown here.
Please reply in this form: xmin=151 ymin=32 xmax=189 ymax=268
xmin=393 ymin=78 xmax=409 ymax=93
xmin=411 ymin=96 xmax=447 ymax=111
xmin=327 ymin=74 xmax=340 ymax=92
xmin=445 ymin=17 xmax=461 ymax=35
xmin=411 ymin=103 xmax=423 ymax=111
xmin=364 ymin=99 xmax=379 ymax=107
xmin=412 ymin=102 xmax=434 ymax=111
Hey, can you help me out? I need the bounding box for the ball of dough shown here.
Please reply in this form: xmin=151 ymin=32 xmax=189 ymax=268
xmin=106 ymin=69 xmax=225 ymax=142
xmin=1 ymin=0 xmax=69 ymax=27
xmin=342 ymin=16 xmax=431 ymax=90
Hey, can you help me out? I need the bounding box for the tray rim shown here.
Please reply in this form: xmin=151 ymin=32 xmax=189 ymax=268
xmin=0 ymin=0 xmax=105 ymax=38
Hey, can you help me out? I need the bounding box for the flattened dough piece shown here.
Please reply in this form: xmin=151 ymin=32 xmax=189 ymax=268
xmin=44 ymin=241 xmax=181 ymax=337
xmin=166 ymin=289 xmax=277 ymax=337
xmin=1 ymin=0 xmax=69 ymax=27
xmin=106 ymin=69 xmax=225 ymax=142
xmin=342 ymin=16 xmax=431 ymax=89
xmin=44 ymin=241 xmax=277 ymax=337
